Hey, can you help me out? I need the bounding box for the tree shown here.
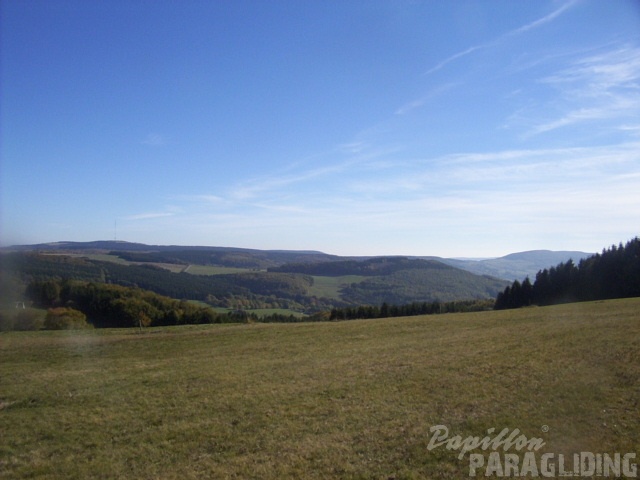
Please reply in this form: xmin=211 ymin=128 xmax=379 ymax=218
xmin=44 ymin=307 xmax=91 ymax=330
xmin=496 ymin=237 xmax=640 ymax=310
xmin=26 ymin=279 xmax=61 ymax=307
xmin=13 ymin=309 xmax=45 ymax=331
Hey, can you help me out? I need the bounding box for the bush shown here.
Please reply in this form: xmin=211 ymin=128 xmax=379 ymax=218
xmin=44 ymin=307 xmax=92 ymax=330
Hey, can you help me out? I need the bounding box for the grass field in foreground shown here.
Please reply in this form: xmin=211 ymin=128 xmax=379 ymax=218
xmin=0 ymin=298 xmax=638 ymax=479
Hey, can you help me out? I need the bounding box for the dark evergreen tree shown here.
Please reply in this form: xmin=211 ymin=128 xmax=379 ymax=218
xmin=495 ymin=237 xmax=640 ymax=310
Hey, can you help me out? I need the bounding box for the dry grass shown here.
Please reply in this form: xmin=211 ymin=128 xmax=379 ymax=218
xmin=0 ymin=298 xmax=638 ymax=479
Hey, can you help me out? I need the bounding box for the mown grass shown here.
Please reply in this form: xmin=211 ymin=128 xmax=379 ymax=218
xmin=1 ymin=298 xmax=638 ymax=479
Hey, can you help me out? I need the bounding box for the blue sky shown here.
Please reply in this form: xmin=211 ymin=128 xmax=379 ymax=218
xmin=1 ymin=0 xmax=639 ymax=257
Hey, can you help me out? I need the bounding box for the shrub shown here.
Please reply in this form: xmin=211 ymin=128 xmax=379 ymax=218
xmin=44 ymin=307 xmax=92 ymax=330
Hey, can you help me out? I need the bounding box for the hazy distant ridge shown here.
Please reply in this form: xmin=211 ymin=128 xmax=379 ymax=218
xmin=435 ymin=250 xmax=593 ymax=281
xmin=3 ymin=241 xmax=591 ymax=281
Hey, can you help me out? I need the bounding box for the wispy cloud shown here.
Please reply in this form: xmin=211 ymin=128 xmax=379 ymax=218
xmin=141 ymin=133 xmax=166 ymax=147
xmin=192 ymin=194 xmax=227 ymax=204
xmin=508 ymin=0 xmax=579 ymax=36
xmin=124 ymin=212 xmax=175 ymax=221
xmin=527 ymin=101 xmax=637 ymax=137
xmin=405 ymin=0 xmax=579 ymax=119
xmin=523 ymin=45 xmax=640 ymax=136
xmin=542 ymin=46 xmax=640 ymax=91
xmin=424 ymin=46 xmax=483 ymax=76
xmin=220 ymin=143 xmax=403 ymax=202
xmin=347 ymin=142 xmax=640 ymax=197
xmin=395 ymin=82 xmax=459 ymax=115
xmin=124 ymin=205 xmax=183 ymax=221
xmin=338 ymin=141 xmax=368 ymax=154
xmin=124 ymin=138 xmax=638 ymax=255
xmin=229 ymin=162 xmax=351 ymax=201
xmin=423 ymin=1 xmax=577 ymax=76
xmin=178 ymin=141 xmax=639 ymax=219
xmin=619 ymin=124 xmax=640 ymax=137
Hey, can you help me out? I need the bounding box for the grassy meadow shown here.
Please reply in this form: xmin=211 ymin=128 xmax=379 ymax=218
xmin=1 ymin=298 xmax=638 ymax=479
xmin=307 ymin=275 xmax=367 ymax=299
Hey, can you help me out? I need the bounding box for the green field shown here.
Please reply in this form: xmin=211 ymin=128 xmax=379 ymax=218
xmin=79 ymin=254 xmax=255 ymax=276
xmin=182 ymin=265 xmax=255 ymax=276
xmin=63 ymin=253 xmax=189 ymax=273
xmin=1 ymin=298 xmax=639 ymax=479
xmin=307 ymin=275 xmax=367 ymax=299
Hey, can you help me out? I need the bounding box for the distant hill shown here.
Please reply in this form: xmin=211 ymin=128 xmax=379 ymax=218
xmin=269 ymin=256 xmax=451 ymax=276
xmin=434 ymin=250 xmax=593 ymax=281
xmin=4 ymin=241 xmax=592 ymax=279
xmin=5 ymin=240 xmax=155 ymax=252
xmin=1 ymin=241 xmax=510 ymax=313
xmin=3 ymin=240 xmax=340 ymax=269
xmin=2 ymin=240 xmax=590 ymax=285
xmin=270 ymin=256 xmax=508 ymax=304
xmin=495 ymin=238 xmax=640 ymax=309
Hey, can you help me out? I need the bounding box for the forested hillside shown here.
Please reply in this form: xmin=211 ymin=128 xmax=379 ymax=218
xmin=495 ymin=237 xmax=640 ymax=309
xmin=339 ymin=267 xmax=506 ymax=305
xmin=0 ymin=253 xmax=334 ymax=312
xmin=1 ymin=248 xmax=507 ymax=319
xmin=5 ymin=237 xmax=636 ymax=329
xmin=268 ymin=256 xmax=447 ymax=276
xmin=4 ymin=240 xmax=591 ymax=281
xmin=8 ymin=241 xmax=340 ymax=269
xmin=25 ymin=279 xmax=229 ymax=328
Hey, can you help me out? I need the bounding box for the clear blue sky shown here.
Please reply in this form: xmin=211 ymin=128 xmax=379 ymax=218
xmin=1 ymin=0 xmax=639 ymax=257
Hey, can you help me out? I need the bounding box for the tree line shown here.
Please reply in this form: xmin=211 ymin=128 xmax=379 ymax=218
xmin=329 ymin=299 xmax=494 ymax=320
xmin=269 ymin=256 xmax=453 ymax=276
xmin=495 ymin=237 xmax=640 ymax=310
xmin=339 ymin=268 xmax=505 ymax=306
xmin=2 ymin=252 xmax=336 ymax=313
xmin=25 ymin=279 xmax=244 ymax=328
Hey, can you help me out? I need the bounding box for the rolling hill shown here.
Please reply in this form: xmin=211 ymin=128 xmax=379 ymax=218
xmin=4 ymin=240 xmax=591 ymax=279
xmin=434 ymin=249 xmax=593 ymax=280
xmin=1 ymin=241 xmax=509 ymax=314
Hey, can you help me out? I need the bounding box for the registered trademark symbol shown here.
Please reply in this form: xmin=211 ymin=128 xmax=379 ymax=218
xmin=541 ymin=425 xmax=549 ymax=433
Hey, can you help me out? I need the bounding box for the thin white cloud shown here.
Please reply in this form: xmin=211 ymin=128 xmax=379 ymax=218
xmin=524 ymin=45 xmax=640 ymax=136
xmin=338 ymin=141 xmax=368 ymax=154
xmin=619 ymin=124 xmax=640 ymax=136
xmin=141 ymin=133 xmax=166 ymax=147
xmin=174 ymin=142 xmax=639 ymax=227
xmin=508 ymin=0 xmax=579 ymax=36
xmin=124 ymin=212 xmax=175 ymax=221
xmin=542 ymin=46 xmax=640 ymax=90
xmin=423 ymin=1 xmax=577 ymax=76
xmin=403 ymin=0 xmax=580 ymax=121
xmin=132 ymin=138 xmax=639 ymax=256
xmin=424 ymin=45 xmax=483 ymax=76
xmin=192 ymin=194 xmax=227 ymax=204
xmin=229 ymin=163 xmax=349 ymax=201
xmin=338 ymin=141 xmax=640 ymax=199
xmin=224 ymin=143 xmax=402 ymax=201
xmin=527 ymin=102 xmax=638 ymax=137
xmin=395 ymin=82 xmax=459 ymax=115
